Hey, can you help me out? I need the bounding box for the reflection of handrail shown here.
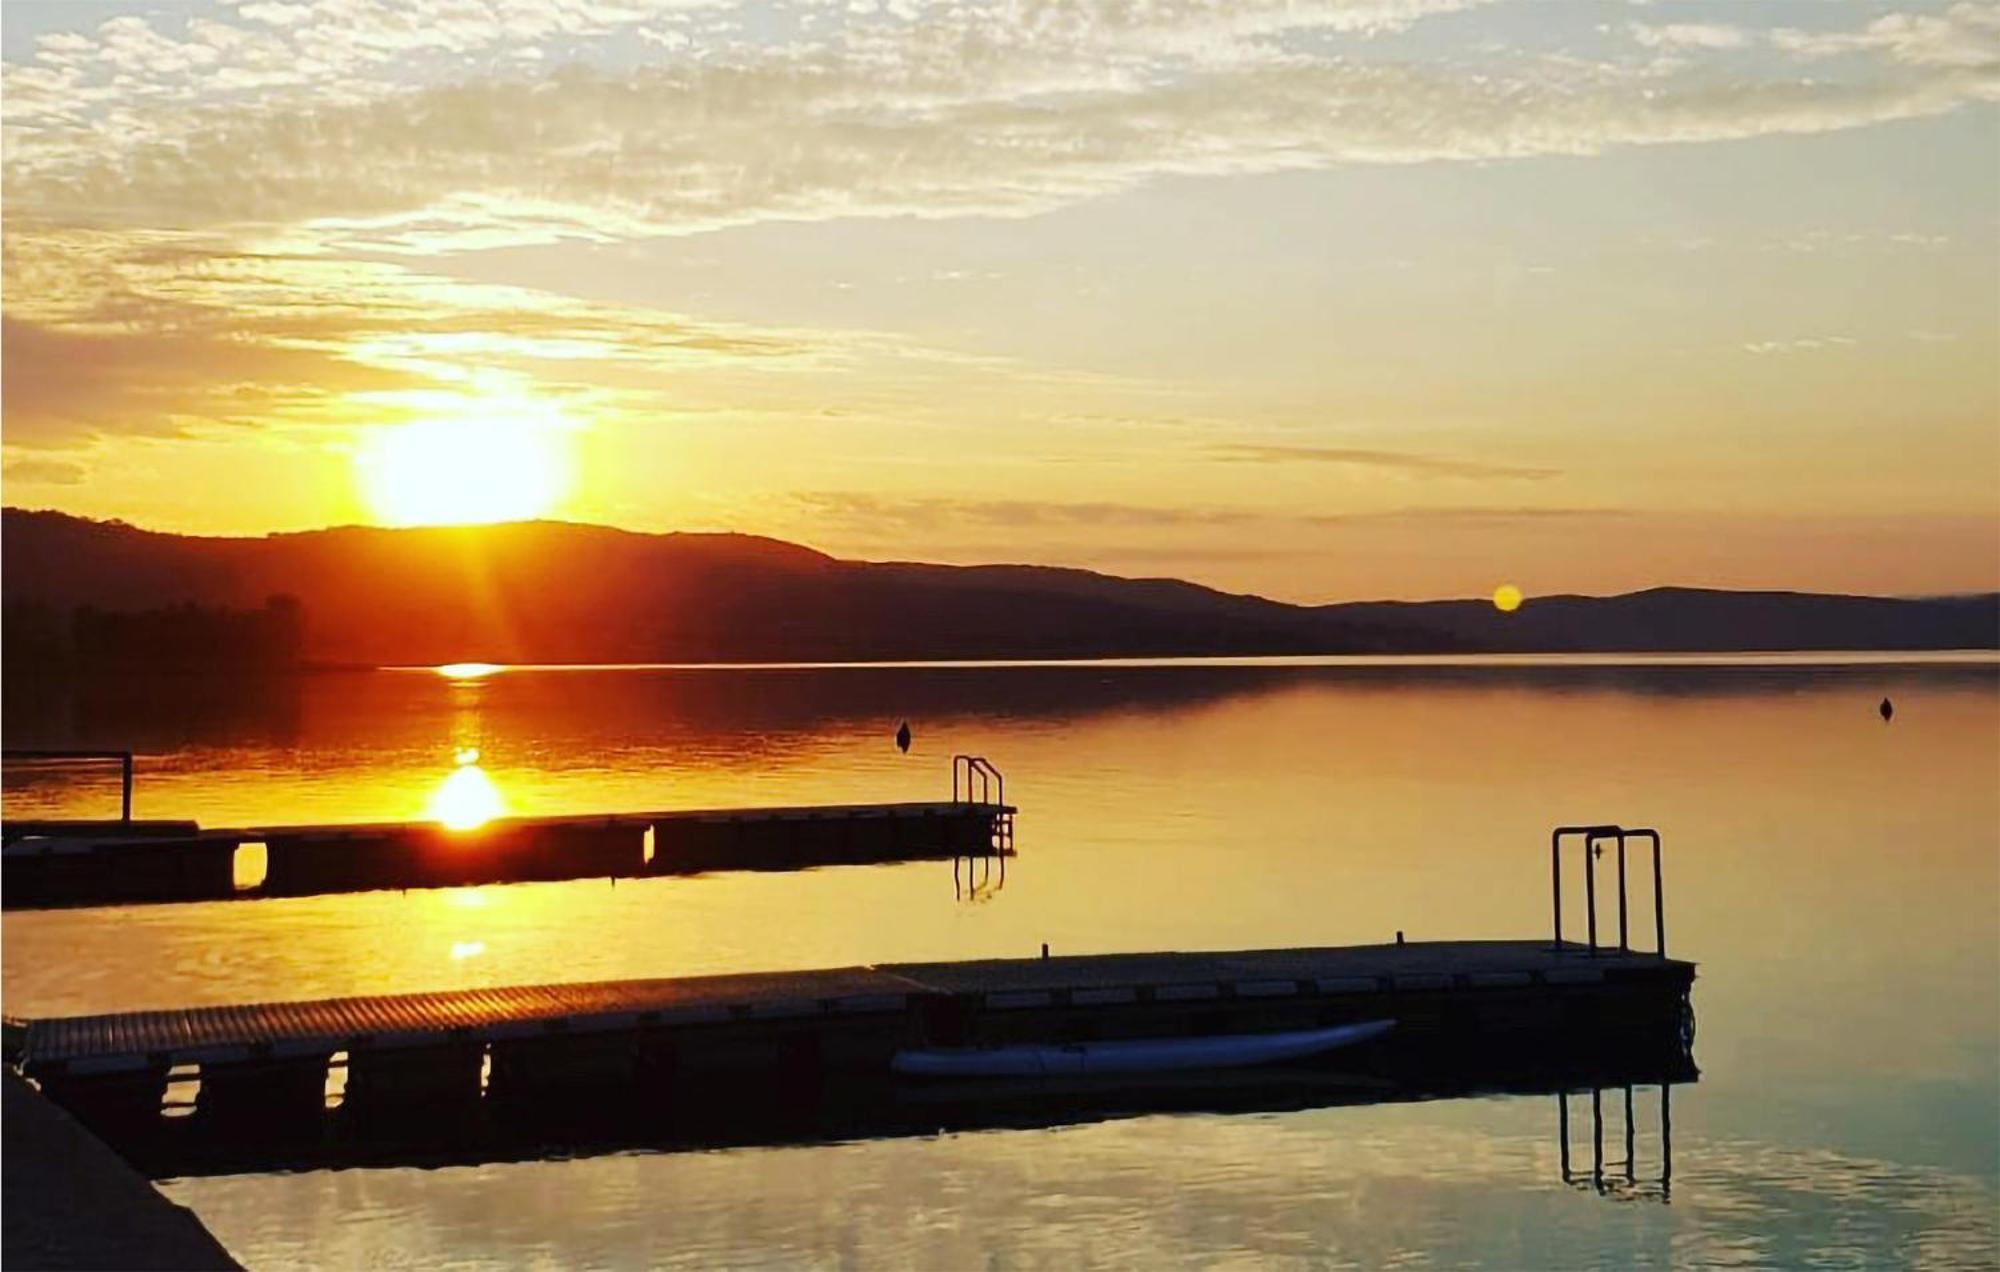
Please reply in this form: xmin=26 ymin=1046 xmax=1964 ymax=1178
xmin=3 ymin=749 xmax=133 ymax=823
xmin=1550 ymin=825 xmax=1666 ymax=956
xmin=950 ymin=755 xmax=1004 ymax=807
xmin=953 ymin=850 xmax=1006 ymax=902
xmin=1558 ymin=1084 xmax=1673 ymax=1202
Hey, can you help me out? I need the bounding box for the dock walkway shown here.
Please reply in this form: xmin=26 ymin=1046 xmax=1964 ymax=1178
xmin=13 ymin=940 xmax=1692 ymax=1079
xmin=2 ymin=798 xmax=1015 ymax=910
xmin=9 ymin=939 xmax=1696 ymax=1177
xmin=6 ymin=822 xmax=1696 ymax=1182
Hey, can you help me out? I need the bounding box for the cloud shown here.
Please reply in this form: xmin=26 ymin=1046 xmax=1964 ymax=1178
xmin=23 ymin=62 xmax=1985 ymax=253
xmin=3 ymin=0 xmax=1994 ymax=466
xmin=789 ymin=491 xmax=1264 ymax=531
xmin=788 ymin=491 xmax=1620 ymax=537
xmin=2 ymin=456 xmax=88 ymax=486
xmin=1207 ymin=444 xmax=1560 ymax=480
xmin=1773 ymin=3 xmax=2000 ymax=72
xmin=0 ymin=312 xmax=423 ymax=446
xmin=0 ymin=215 xmax=1164 ymax=453
xmin=0 ymin=226 xmax=831 ymax=444
xmin=234 ymin=2 xmax=313 ymax=27
xmin=1631 ymin=23 xmax=1749 ymax=51
xmin=3 ymin=2 xmax=1994 ymax=255
xmin=1304 ymin=505 xmax=1628 ymax=525
xmin=1740 ymin=335 xmax=1859 ymax=354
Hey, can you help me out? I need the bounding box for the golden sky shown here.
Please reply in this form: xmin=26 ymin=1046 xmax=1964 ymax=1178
xmin=3 ymin=0 xmax=1996 ymax=601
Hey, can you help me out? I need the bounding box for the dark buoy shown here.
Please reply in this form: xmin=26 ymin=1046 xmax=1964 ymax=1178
xmin=895 ymin=720 xmax=912 ymax=753
xmin=1879 ymin=697 xmax=1894 ymax=722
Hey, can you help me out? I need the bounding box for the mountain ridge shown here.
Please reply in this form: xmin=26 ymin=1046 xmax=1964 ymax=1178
xmin=4 ymin=508 xmax=1993 ymax=665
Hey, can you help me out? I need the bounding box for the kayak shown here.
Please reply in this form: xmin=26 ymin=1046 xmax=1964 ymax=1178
xmin=891 ymin=1019 xmax=1396 ymax=1079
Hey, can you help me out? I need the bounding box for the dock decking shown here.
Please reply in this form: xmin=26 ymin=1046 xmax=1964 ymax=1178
xmin=1 ymin=799 xmax=1016 ymax=910
xmin=10 ymin=939 xmax=1697 ymax=1178
xmin=13 ymin=942 xmax=1693 ymax=1078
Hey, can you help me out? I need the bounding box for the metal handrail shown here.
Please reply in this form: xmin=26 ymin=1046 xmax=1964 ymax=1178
xmin=951 ymin=755 xmax=1004 ymax=807
xmin=2 ymin=749 xmax=133 ymax=823
xmin=1551 ymin=824 xmax=1665 ymax=956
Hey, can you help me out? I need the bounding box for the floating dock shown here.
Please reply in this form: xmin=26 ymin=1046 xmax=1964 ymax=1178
xmin=8 ymin=938 xmax=1696 ymax=1177
xmin=5 ymin=825 xmax=1691 ymax=1179
xmin=1 ymin=757 xmax=1016 ymax=909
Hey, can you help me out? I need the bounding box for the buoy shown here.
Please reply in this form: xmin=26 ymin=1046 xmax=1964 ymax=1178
xmin=1880 ymin=697 xmax=1894 ymax=722
xmin=895 ymin=720 xmax=911 ymax=753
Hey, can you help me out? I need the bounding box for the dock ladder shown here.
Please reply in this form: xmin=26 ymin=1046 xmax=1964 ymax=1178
xmin=951 ymin=755 xmax=1013 ymax=855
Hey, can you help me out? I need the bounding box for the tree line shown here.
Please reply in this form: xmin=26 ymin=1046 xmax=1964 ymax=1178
xmin=4 ymin=596 xmax=304 ymax=673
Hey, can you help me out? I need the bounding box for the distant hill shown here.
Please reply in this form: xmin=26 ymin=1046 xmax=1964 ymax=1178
xmin=2 ymin=509 xmax=1993 ymax=666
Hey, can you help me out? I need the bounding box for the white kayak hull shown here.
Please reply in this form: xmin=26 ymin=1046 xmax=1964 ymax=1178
xmin=892 ymin=1019 xmax=1396 ymax=1079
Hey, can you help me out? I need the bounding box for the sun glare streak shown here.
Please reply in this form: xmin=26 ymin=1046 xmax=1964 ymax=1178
xmin=357 ymin=396 xmax=572 ymax=527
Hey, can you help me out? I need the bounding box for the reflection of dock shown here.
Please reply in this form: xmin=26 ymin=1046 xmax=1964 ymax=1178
xmin=0 ymin=757 xmax=1016 ymax=910
xmin=91 ymin=1038 xmax=1700 ymax=1183
xmin=8 ymin=939 xmax=1696 ymax=1178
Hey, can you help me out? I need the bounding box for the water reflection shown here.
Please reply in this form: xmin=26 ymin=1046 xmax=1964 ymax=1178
xmin=1559 ymin=1084 xmax=1673 ymax=1203
xmin=427 ymin=669 xmax=505 ymax=829
xmin=426 ymin=758 xmax=505 ymax=830
xmin=2 ymin=658 xmax=1993 ymax=1268
xmin=120 ymin=1027 xmax=1697 ymax=1182
xmin=163 ymin=1095 xmax=2000 ymax=1271
xmin=437 ymin=663 xmax=505 ymax=681
xmin=953 ymin=851 xmax=1005 ymax=903
xmin=7 ymin=658 xmax=1995 ymax=792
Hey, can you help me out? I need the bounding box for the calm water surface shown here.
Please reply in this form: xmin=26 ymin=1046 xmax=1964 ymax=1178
xmin=5 ymin=657 xmax=1997 ymax=1269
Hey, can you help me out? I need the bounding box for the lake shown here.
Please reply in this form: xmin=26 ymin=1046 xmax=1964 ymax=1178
xmin=5 ymin=656 xmax=1996 ymax=1268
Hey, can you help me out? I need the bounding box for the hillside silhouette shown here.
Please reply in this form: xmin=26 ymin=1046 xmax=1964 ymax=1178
xmin=4 ymin=509 xmax=1993 ymax=666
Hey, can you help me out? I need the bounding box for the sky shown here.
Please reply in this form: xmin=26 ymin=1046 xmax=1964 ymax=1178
xmin=2 ymin=0 xmax=1996 ymax=602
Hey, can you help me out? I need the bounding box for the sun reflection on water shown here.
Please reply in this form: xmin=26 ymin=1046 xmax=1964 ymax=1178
xmin=427 ymin=756 xmax=506 ymax=830
xmin=437 ymin=662 xmax=505 ymax=680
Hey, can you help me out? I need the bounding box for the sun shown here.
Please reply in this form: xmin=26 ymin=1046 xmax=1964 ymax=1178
xmin=357 ymin=405 xmax=571 ymax=527
xmin=1492 ymin=583 xmax=1524 ymax=613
